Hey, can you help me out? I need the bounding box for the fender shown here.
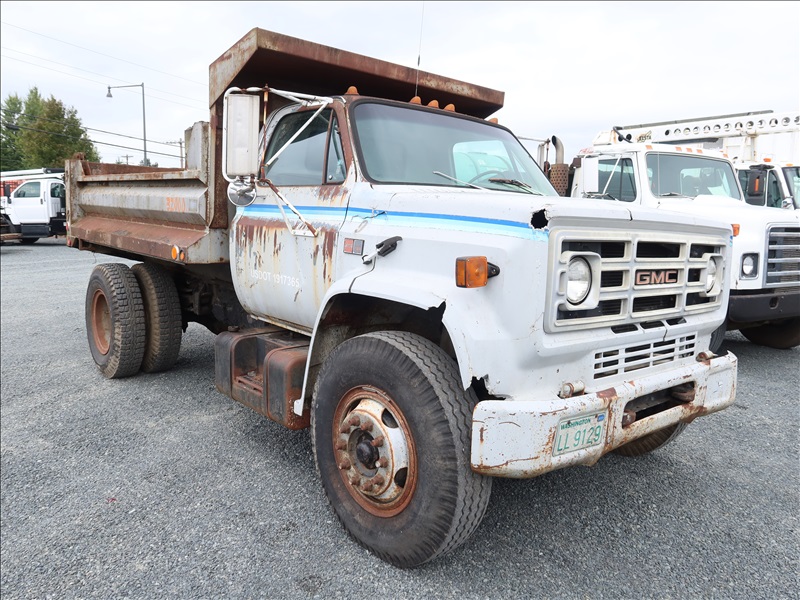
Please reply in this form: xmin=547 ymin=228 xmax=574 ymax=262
xmin=294 ymin=260 xmax=508 ymax=415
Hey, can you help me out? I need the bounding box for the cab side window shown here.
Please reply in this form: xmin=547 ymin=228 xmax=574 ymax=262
xmin=263 ymin=109 xmax=344 ymax=186
xmin=51 ymin=182 xmax=65 ymax=200
xmin=15 ymin=182 xmax=41 ymax=198
xmin=598 ymin=158 xmax=637 ymax=201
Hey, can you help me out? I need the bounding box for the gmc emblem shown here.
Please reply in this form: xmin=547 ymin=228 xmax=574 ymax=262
xmin=635 ymin=269 xmax=679 ymax=285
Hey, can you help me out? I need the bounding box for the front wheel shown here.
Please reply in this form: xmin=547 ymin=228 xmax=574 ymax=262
xmin=312 ymin=331 xmax=492 ymax=568
xmin=740 ymin=318 xmax=800 ymax=350
xmin=613 ymin=423 xmax=687 ymax=457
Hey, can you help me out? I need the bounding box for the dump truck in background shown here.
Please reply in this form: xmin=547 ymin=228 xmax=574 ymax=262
xmin=566 ymin=136 xmax=800 ymax=352
xmin=65 ymin=28 xmax=738 ymax=567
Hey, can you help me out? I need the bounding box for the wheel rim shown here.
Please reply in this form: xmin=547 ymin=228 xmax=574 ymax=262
xmin=332 ymin=386 xmax=417 ymax=517
xmin=91 ymin=289 xmax=112 ymax=355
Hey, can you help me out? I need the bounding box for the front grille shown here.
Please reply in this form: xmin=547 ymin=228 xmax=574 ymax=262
xmin=593 ymin=333 xmax=697 ymax=379
xmin=549 ymin=229 xmax=726 ymax=331
xmin=765 ymin=225 xmax=800 ymax=287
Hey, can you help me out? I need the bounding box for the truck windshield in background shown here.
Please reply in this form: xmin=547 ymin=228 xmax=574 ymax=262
xmin=645 ymin=153 xmax=742 ymax=200
xmin=783 ymin=166 xmax=800 ymax=208
xmin=352 ymin=101 xmax=557 ymax=195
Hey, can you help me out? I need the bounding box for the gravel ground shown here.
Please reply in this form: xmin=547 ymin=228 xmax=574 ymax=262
xmin=1 ymin=238 xmax=798 ymax=600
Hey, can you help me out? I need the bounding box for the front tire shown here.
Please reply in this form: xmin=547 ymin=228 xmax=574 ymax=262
xmin=312 ymin=331 xmax=492 ymax=568
xmin=613 ymin=423 xmax=687 ymax=457
xmin=85 ymin=263 xmax=146 ymax=378
xmin=740 ymin=318 xmax=800 ymax=350
xmin=132 ymin=263 xmax=183 ymax=373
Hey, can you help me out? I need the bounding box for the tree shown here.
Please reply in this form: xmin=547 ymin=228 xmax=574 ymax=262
xmin=1 ymin=88 xmax=100 ymax=170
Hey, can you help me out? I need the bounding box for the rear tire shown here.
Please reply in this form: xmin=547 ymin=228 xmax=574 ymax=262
xmin=613 ymin=423 xmax=687 ymax=457
xmin=740 ymin=318 xmax=800 ymax=350
xmin=312 ymin=331 xmax=492 ymax=568
xmin=85 ymin=263 xmax=146 ymax=378
xmin=132 ymin=263 xmax=183 ymax=373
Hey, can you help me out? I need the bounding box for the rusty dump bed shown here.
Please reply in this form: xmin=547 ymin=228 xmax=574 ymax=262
xmin=209 ymin=28 xmax=505 ymax=117
xmin=67 ymin=29 xmax=505 ymax=266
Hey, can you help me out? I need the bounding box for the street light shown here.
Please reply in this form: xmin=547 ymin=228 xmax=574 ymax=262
xmin=106 ymin=83 xmax=147 ymax=165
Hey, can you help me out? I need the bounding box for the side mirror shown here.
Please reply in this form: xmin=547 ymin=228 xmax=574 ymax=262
xmin=3 ymin=183 xmax=10 ymax=199
xmin=746 ymin=171 xmax=764 ymax=198
xmin=223 ymin=92 xmax=261 ymax=180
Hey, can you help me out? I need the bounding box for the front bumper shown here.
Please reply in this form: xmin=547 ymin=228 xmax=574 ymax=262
xmin=728 ymin=289 xmax=800 ymax=325
xmin=471 ymin=351 xmax=737 ymax=478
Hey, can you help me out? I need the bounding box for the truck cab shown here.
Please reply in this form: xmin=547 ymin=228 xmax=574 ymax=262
xmin=571 ymin=141 xmax=800 ymax=351
xmin=1 ymin=169 xmax=67 ymax=243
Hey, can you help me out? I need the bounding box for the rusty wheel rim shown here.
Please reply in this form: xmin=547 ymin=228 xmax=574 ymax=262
xmin=332 ymin=386 xmax=417 ymax=517
xmin=91 ymin=289 xmax=111 ymax=355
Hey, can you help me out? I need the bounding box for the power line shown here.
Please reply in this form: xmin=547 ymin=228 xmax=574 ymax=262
xmin=0 ymin=108 xmax=182 ymax=148
xmin=0 ymin=21 xmax=206 ymax=87
xmin=1 ymin=46 xmax=208 ymax=106
xmin=0 ymin=55 xmax=207 ymax=111
xmin=2 ymin=123 xmax=181 ymax=159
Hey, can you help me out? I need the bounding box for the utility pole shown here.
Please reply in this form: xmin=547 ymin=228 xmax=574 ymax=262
xmin=167 ymin=139 xmax=185 ymax=169
xmin=119 ymin=154 xmax=133 ymax=165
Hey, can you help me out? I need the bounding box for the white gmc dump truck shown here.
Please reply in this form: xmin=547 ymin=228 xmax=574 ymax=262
xmin=65 ymin=29 xmax=738 ymax=568
xmin=568 ymin=135 xmax=800 ymax=353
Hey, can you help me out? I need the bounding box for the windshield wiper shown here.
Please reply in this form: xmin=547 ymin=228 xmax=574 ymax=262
xmin=432 ymin=171 xmax=486 ymax=190
xmin=657 ymin=192 xmax=689 ymax=198
xmin=585 ymin=191 xmax=618 ymax=200
xmin=488 ymin=178 xmax=544 ymax=195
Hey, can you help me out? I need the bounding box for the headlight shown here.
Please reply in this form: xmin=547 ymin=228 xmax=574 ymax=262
xmin=741 ymin=254 xmax=758 ymax=278
xmin=705 ymin=257 xmax=718 ymax=292
xmin=566 ymin=257 xmax=591 ymax=304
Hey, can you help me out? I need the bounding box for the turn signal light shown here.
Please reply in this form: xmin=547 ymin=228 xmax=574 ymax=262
xmin=455 ymin=257 xmax=499 ymax=288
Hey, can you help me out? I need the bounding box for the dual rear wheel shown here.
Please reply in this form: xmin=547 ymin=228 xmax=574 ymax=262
xmin=85 ymin=262 xmax=182 ymax=378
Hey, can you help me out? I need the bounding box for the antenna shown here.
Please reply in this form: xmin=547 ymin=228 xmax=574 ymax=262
xmin=414 ymin=1 xmax=426 ymax=98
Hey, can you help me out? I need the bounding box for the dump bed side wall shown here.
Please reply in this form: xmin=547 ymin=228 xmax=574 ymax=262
xmin=66 ymin=122 xmax=230 ymax=264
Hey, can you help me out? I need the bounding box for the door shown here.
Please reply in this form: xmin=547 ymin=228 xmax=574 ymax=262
xmin=10 ymin=181 xmax=48 ymax=224
xmin=231 ymin=105 xmax=349 ymax=332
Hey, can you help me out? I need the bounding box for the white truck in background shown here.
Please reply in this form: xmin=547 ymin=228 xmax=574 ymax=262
xmin=566 ymin=136 xmax=800 ymax=353
xmin=605 ymin=111 xmax=799 ymax=210
xmin=1 ymin=168 xmax=68 ymax=243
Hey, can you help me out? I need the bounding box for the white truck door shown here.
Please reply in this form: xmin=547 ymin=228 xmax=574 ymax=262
xmin=231 ymin=106 xmax=348 ymax=332
xmin=10 ymin=181 xmax=48 ymax=224
xmin=48 ymin=180 xmax=65 ymax=219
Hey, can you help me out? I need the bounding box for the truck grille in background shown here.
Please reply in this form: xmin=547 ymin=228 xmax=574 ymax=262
xmin=765 ymin=225 xmax=800 ymax=288
xmin=550 ymin=232 xmax=726 ymax=331
xmin=594 ymin=333 xmax=697 ymax=379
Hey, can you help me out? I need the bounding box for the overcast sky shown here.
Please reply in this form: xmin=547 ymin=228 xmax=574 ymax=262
xmin=1 ymin=1 xmax=798 ymax=169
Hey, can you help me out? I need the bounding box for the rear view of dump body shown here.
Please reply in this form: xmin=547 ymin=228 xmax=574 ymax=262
xmin=66 ymin=123 xmax=229 ymax=265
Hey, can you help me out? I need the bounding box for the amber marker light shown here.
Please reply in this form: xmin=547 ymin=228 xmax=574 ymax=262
xmin=732 ymin=224 xmax=740 ymax=237
xmin=455 ymin=257 xmax=500 ymax=288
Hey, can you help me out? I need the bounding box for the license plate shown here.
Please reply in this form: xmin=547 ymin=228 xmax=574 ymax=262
xmin=553 ymin=412 xmax=607 ymax=456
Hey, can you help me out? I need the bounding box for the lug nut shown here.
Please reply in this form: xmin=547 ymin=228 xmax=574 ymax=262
xmin=359 ymin=421 xmax=374 ymax=432
xmin=338 ymin=460 xmax=351 ymax=470
xmin=370 ymin=436 xmax=384 ymax=448
xmin=335 ymin=440 xmax=347 ymax=451
xmin=347 ymin=415 xmax=361 ymax=427
xmin=349 ymin=475 xmax=361 ymax=486
xmin=376 ymin=457 xmax=388 ymax=468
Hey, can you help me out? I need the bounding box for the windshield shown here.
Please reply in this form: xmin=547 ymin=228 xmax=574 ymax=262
xmin=782 ymin=166 xmax=800 ymax=208
xmin=351 ymin=101 xmax=557 ymax=195
xmin=645 ymin=153 xmax=742 ymax=200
